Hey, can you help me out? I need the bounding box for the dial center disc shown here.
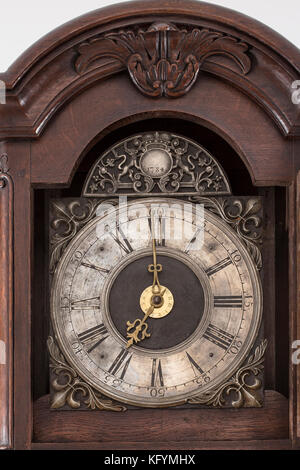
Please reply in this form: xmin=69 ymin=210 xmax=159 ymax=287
xmin=106 ymin=250 xmax=209 ymax=351
xmin=140 ymin=285 xmax=174 ymax=318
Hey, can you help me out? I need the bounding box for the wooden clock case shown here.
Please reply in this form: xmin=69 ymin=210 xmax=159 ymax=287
xmin=0 ymin=0 xmax=299 ymax=450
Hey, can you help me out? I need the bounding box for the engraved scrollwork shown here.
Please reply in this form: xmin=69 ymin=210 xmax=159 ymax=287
xmin=75 ymin=22 xmax=251 ymax=98
xmin=83 ymin=132 xmax=231 ymax=197
xmin=189 ymin=196 xmax=263 ymax=269
xmin=49 ymin=198 xmax=118 ymax=274
xmin=47 ymin=337 xmax=126 ymax=411
xmin=188 ymin=339 xmax=267 ymax=408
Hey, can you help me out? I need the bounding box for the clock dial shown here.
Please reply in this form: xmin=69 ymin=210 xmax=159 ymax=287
xmin=51 ymin=198 xmax=262 ymax=407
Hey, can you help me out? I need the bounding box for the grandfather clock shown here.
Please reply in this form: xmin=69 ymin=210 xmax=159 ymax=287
xmin=0 ymin=0 xmax=300 ymax=450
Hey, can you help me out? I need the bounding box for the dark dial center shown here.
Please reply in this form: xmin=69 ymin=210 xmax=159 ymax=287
xmin=109 ymin=254 xmax=205 ymax=350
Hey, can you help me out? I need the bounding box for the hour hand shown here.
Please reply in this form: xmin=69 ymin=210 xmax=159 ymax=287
xmin=126 ymin=305 xmax=154 ymax=348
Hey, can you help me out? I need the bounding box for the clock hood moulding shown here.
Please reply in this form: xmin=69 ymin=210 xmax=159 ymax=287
xmin=0 ymin=0 xmax=299 ymax=139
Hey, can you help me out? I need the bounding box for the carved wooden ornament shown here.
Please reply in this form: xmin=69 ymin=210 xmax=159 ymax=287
xmin=75 ymin=22 xmax=252 ymax=98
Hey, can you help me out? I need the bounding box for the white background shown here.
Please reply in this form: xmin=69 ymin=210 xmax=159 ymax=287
xmin=0 ymin=0 xmax=299 ymax=73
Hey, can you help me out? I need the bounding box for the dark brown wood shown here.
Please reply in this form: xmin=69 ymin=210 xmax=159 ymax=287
xmin=0 ymin=0 xmax=298 ymax=450
xmin=259 ymin=188 xmax=276 ymax=389
xmin=294 ymin=171 xmax=300 ymax=441
xmin=30 ymin=74 xmax=293 ymax=188
xmin=31 ymin=439 xmax=293 ymax=450
xmin=9 ymin=142 xmax=32 ymax=450
xmin=33 ymin=391 xmax=288 ymax=444
xmin=0 ymin=150 xmax=13 ymax=449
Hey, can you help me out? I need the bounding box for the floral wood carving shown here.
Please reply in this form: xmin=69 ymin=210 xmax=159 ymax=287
xmin=82 ymin=132 xmax=231 ymax=197
xmin=48 ymin=337 xmax=126 ymax=411
xmin=189 ymin=196 xmax=263 ymax=270
xmin=75 ymin=22 xmax=251 ymax=98
xmin=188 ymin=339 xmax=267 ymax=408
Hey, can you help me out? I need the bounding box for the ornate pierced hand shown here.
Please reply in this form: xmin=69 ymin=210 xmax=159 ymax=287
xmin=126 ymin=305 xmax=153 ymax=349
xmin=126 ymin=289 xmax=166 ymax=349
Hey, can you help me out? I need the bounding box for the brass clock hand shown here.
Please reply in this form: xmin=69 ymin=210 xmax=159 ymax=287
xmin=148 ymin=238 xmax=163 ymax=296
xmin=126 ymin=305 xmax=153 ymax=349
xmin=125 ymin=237 xmax=173 ymax=348
xmin=126 ymin=288 xmax=166 ymax=349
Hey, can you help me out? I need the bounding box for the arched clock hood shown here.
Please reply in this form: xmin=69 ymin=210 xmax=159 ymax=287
xmin=0 ymin=0 xmax=299 ymax=450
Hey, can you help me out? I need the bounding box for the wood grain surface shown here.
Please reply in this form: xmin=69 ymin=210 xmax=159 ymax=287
xmin=33 ymin=391 xmax=288 ymax=444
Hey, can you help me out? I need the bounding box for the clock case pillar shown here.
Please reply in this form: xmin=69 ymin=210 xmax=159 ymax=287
xmin=0 ymin=0 xmax=299 ymax=450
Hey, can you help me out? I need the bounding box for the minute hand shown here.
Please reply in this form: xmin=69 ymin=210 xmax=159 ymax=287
xmin=148 ymin=238 xmax=163 ymax=294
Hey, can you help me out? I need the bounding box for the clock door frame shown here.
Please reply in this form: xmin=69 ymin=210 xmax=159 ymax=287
xmin=0 ymin=0 xmax=300 ymax=450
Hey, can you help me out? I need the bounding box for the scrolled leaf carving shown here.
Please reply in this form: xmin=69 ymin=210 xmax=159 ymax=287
xmin=75 ymin=22 xmax=251 ymax=98
xmin=48 ymin=337 xmax=126 ymax=411
xmin=189 ymin=196 xmax=263 ymax=270
xmin=188 ymin=339 xmax=267 ymax=408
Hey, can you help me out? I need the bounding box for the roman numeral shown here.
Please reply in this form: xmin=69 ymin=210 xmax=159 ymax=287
xmin=205 ymin=257 xmax=232 ymax=277
xmin=109 ymin=225 xmax=133 ymax=254
xmin=78 ymin=323 xmax=109 ymax=353
xmin=108 ymin=349 xmax=132 ymax=380
xmin=71 ymin=296 xmax=101 ymax=310
xmin=184 ymin=227 xmax=202 ymax=253
xmin=157 ymin=214 xmax=166 ymax=247
xmin=148 ymin=213 xmax=166 ymax=246
xmin=81 ymin=262 xmax=110 ymax=275
xmin=214 ymin=295 xmax=243 ymax=308
xmin=203 ymin=323 xmax=234 ymax=350
xmin=186 ymin=352 xmax=204 ymax=376
xmin=151 ymin=359 xmax=164 ymax=387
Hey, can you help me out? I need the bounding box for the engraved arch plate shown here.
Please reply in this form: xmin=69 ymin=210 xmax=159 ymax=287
xmin=82 ymin=132 xmax=231 ymax=198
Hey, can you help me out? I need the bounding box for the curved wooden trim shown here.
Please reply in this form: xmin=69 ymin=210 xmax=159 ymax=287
xmin=1 ymin=0 xmax=299 ymax=87
xmin=0 ymin=154 xmax=14 ymax=449
xmin=30 ymin=75 xmax=293 ymax=187
xmin=0 ymin=0 xmax=299 ymax=138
